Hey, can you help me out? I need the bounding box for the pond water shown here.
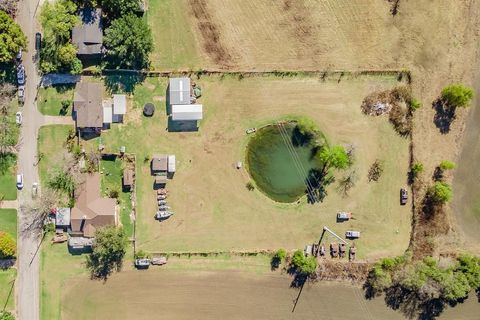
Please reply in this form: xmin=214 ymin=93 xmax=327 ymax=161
xmin=246 ymin=123 xmax=318 ymax=202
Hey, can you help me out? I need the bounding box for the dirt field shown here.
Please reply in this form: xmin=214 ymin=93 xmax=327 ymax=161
xmin=82 ymin=75 xmax=411 ymax=259
xmin=58 ymin=269 xmax=480 ymax=320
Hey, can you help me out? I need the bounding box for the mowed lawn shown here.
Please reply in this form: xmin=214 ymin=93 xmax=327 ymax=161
xmin=0 ymin=163 xmax=17 ymax=200
xmin=0 ymin=209 xmax=17 ymax=238
xmin=37 ymin=125 xmax=74 ymax=185
xmin=82 ymin=75 xmax=411 ymax=259
xmin=38 ymin=85 xmax=75 ymax=116
xmin=147 ymin=0 xmax=204 ymax=70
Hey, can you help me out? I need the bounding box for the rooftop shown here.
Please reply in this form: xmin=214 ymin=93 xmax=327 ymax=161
xmin=151 ymin=154 xmax=168 ymax=172
xmin=72 ymin=8 xmax=103 ymax=55
xmin=171 ymin=104 xmax=203 ymax=121
xmin=73 ymin=82 xmax=103 ymax=128
xmin=169 ymin=78 xmax=191 ymax=105
xmin=70 ymin=173 xmax=117 ymax=238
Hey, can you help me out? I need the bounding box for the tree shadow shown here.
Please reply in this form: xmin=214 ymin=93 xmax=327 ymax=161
xmin=306 ymin=169 xmax=333 ymax=204
xmin=432 ymin=167 xmax=443 ymax=182
xmin=104 ymin=72 xmax=145 ymax=94
xmin=291 ymin=126 xmax=312 ymax=147
xmin=433 ymin=99 xmax=456 ymax=134
xmin=53 ymin=83 xmax=75 ymax=94
xmin=270 ymin=256 xmax=281 ymax=271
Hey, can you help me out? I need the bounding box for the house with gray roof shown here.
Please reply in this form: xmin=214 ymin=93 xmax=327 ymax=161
xmin=72 ymin=8 xmax=103 ymax=56
xmin=73 ymin=82 xmax=103 ymax=132
xmin=168 ymin=78 xmax=192 ymax=105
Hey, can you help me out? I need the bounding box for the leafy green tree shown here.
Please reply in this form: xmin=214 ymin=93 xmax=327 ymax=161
xmin=0 ymin=231 xmax=16 ymax=258
xmin=439 ymin=160 xmax=456 ymax=171
xmin=368 ymin=265 xmax=393 ymax=292
xmin=428 ymin=182 xmax=452 ymax=204
xmin=0 ymin=311 xmax=15 ymax=320
xmin=290 ymin=250 xmax=317 ymax=274
xmin=315 ymin=145 xmax=349 ymax=175
xmin=0 ymin=10 xmax=27 ymax=63
xmin=291 ymin=249 xmax=304 ymax=268
xmin=104 ymin=14 xmax=153 ymax=69
xmin=102 ymin=0 xmax=141 ymax=19
xmin=441 ymin=84 xmax=474 ymax=108
xmin=271 ymin=248 xmax=286 ymax=269
xmin=39 ymin=0 xmax=80 ymax=73
xmin=412 ymin=162 xmax=424 ymax=174
xmin=455 ymin=254 xmax=480 ymax=289
xmin=86 ymin=226 xmax=128 ymax=279
xmin=296 ymin=117 xmax=318 ymax=139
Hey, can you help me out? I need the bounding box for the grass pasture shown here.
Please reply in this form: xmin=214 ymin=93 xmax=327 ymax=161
xmin=83 ymin=74 xmax=411 ymax=259
xmin=0 ymin=154 xmax=17 ymax=201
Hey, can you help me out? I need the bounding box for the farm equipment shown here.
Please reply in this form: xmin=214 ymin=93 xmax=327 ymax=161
xmin=330 ymin=243 xmax=339 ymax=258
xmin=345 ymin=230 xmax=361 ymax=239
xmin=400 ymin=188 xmax=408 ymax=205
xmin=339 ymin=243 xmax=346 ymax=258
xmin=155 ymin=211 xmax=174 ymax=220
xmin=336 ymin=211 xmax=352 ymax=221
xmin=319 ymin=245 xmax=326 ymax=256
xmin=158 ymin=200 xmax=167 ymax=206
xmin=135 ymin=259 xmax=151 ymax=269
xmin=151 ymin=256 xmax=168 ymax=266
xmin=349 ymin=245 xmax=357 ymax=261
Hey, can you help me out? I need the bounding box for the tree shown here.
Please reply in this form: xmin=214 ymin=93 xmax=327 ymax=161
xmin=101 ymin=0 xmax=141 ymax=20
xmin=441 ymin=84 xmax=474 ymax=108
xmin=39 ymin=0 xmax=80 ymax=73
xmin=104 ymin=14 xmax=153 ymax=69
xmin=0 ymin=231 xmax=16 ymax=258
xmin=315 ymin=145 xmax=349 ymax=175
xmin=0 ymin=311 xmax=15 ymax=320
xmin=428 ymin=182 xmax=452 ymax=204
xmin=0 ymin=10 xmax=26 ymax=63
xmin=86 ymin=226 xmax=128 ymax=279
xmin=411 ymin=162 xmax=424 ymax=178
xmin=295 ymin=117 xmax=318 ymax=139
xmin=21 ymin=188 xmax=59 ymax=235
xmin=290 ymin=249 xmax=317 ymax=275
xmin=439 ymin=160 xmax=456 ymax=171
xmin=271 ymin=248 xmax=287 ymax=270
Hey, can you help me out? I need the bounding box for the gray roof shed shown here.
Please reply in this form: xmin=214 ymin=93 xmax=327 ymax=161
xmin=169 ymin=78 xmax=191 ymax=105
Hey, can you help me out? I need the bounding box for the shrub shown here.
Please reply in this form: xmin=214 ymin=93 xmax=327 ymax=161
xmin=411 ymin=162 xmax=424 ymax=175
xmin=428 ymin=182 xmax=452 ymax=204
xmin=0 ymin=231 xmax=16 ymax=258
xmin=409 ymin=97 xmax=422 ymax=111
xmin=291 ymin=249 xmax=317 ymax=274
xmin=271 ymin=248 xmax=287 ymax=270
xmin=368 ymin=160 xmax=384 ymax=182
xmin=246 ymin=181 xmax=255 ymax=191
xmin=439 ymin=160 xmax=456 ymax=171
xmin=295 ymin=117 xmax=319 ymax=139
xmin=0 ymin=311 xmax=15 ymax=320
xmin=441 ymin=84 xmax=474 ymax=108
xmin=108 ymin=187 xmax=120 ymax=199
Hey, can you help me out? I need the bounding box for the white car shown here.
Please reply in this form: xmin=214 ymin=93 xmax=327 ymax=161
xmin=16 ymin=174 xmax=24 ymax=189
xmin=18 ymin=86 xmax=25 ymax=104
xmin=15 ymin=111 xmax=22 ymax=125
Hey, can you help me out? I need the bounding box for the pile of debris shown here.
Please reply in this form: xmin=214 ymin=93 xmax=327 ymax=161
xmin=361 ymin=90 xmax=393 ymax=116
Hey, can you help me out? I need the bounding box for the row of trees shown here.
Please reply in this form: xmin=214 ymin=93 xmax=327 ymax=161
xmin=367 ymin=254 xmax=480 ymax=311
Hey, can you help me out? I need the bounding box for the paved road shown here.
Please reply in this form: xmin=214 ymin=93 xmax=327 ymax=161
xmin=15 ymin=0 xmax=43 ymax=319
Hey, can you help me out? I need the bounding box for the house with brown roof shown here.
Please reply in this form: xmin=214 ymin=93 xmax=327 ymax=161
xmin=151 ymin=154 xmax=168 ymax=174
xmin=70 ymin=173 xmax=118 ymax=238
xmin=73 ymin=82 xmax=103 ymax=133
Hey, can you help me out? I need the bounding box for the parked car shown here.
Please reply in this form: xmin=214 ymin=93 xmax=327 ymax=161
xmin=15 ymin=111 xmax=22 ymax=125
xmin=17 ymin=65 xmax=25 ymax=85
xmin=336 ymin=211 xmax=351 ymax=221
xmin=18 ymin=86 xmax=25 ymax=104
xmin=400 ymin=188 xmax=408 ymax=205
xmin=151 ymin=257 xmax=167 ymax=265
xmin=35 ymin=32 xmax=42 ymax=50
xmin=345 ymin=230 xmax=361 ymax=239
xmin=16 ymin=174 xmax=24 ymax=189
xmin=16 ymin=50 xmax=22 ymax=62
xmin=32 ymin=182 xmax=39 ymax=198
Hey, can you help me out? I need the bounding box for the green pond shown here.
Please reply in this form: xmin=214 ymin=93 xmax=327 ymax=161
xmin=246 ymin=123 xmax=319 ymax=203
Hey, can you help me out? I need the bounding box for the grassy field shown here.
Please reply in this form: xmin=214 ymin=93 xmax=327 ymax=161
xmin=40 ymin=241 xmax=87 ymax=320
xmin=0 ymin=155 xmax=17 ymax=200
xmin=37 ymin=125 xmax=74 ymax=185
xmin=0 ymin=268 xmax=16 ymax=312
xmin=0 ymin=209 xmax=17 ymax=238
xmin=100 ymin=158 xmax=133 ymax=237
xmin=38 ymin=85 xmax=74 ymax=116
xmin=147 ymin=0 xmax=204 ymax=70
xmin=80 ymin=75 xmax=411 ymax=259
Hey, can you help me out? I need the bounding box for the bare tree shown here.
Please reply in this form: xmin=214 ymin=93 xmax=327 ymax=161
xmin=21 ymin=188 xmax=59 ymax=237
xmin=337 ymin=170 xmax=357 ymax=197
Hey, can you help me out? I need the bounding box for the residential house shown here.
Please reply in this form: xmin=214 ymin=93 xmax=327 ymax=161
xmin=73 ymin=82 xmax=103 ymax=133
xmin=72 ymin=8 xmax=103 ymax=57
xmin=151 ymin=154 xmax=168 ymax=174
xmin=70 ymin=173 xmax=118 ymax=238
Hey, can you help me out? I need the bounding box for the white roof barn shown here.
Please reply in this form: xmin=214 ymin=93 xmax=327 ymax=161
xmin=113 ymin=94 xmax=126 ymax=115
xmin=169 ymin=78 xmax=191 ymax=105
xmin=171 ymin=104 xmax=203 ymax=121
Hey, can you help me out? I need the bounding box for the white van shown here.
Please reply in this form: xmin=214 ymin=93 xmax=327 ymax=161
xmin=16 ymin=174 xmax=24 ymax=189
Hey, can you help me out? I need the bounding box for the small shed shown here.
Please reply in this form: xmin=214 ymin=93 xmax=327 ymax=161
xmin=68 ymin=237 xmax=93 ymax=250
xmin=169 ymin=78 xmax=191 ymax=105
xmin=103 ymin=103 xmax=112 ymax=124
xmin=123 ymin=169 xmax=134 ymax=190
xmin=168 ymin=155 xmax=176 ymax=173
xmin=113 ymin=94 xmax=126 ymax=122
xmin=171 ymin=104 xmax=203 ymax=121
xmin=55 ymin=208 xmax=71 ymax=229
xmin=151 ymin=154 xmax=168 ymax=173
xmin=154 ymin=175 xmax=167 ymax=186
